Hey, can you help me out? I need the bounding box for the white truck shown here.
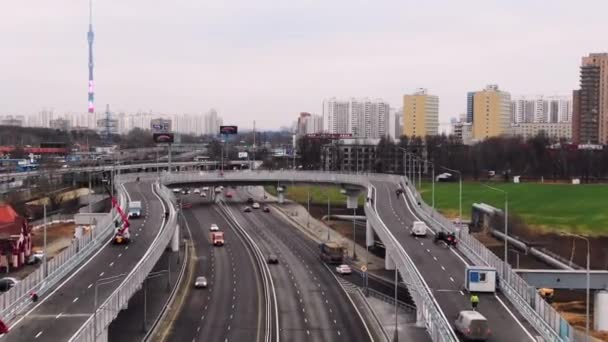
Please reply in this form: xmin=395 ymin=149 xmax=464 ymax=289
xmin=410 ymin=221 xmax=428 ymax=237
xmin=128 ymin=201 xmax=142 ymax=218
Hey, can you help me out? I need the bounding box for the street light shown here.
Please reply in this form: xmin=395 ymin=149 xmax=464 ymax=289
xmin=561 ymin=233 xmax=590 ymax=342
xmin=481 ymin=184 xmax=508 ymax=277
xmin=94 ymin=273 xmax=127 ymax=341
xmin=393 ymin=266 xmax=399 ymax=342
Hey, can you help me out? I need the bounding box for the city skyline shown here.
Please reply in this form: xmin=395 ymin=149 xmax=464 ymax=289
xmin=2 ymin=1 xmax=607 ymax=129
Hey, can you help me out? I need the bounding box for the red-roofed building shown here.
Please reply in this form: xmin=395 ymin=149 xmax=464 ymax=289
xmin=0 ymin=204 xmax=32 ymax=270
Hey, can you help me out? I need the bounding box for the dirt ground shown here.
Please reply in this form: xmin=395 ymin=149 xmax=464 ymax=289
xmin=7 ymin=223 xmax=76 ymax=280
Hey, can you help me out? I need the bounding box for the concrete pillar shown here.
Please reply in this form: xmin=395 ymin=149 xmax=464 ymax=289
xmin=595 ymin=290 xmax=608 ymax=331
xmin=366 ymin=221 xmax=374 ymax=247
xmin=277 ymin=187 xmax=285 ymax=204
xmin=98 ymin=328 xmax=109 ymax=342
xmin=342 ymin=187 xmax=362 ymax=209
xmin=171 ymin=224 xmax=179 ymax=252
xmin=385 ymin=249 xmax=396 ymax=270
xmin=415 ymin=294 xmax=425 ymax=327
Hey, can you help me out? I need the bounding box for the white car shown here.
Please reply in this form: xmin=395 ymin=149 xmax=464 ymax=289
xmin=410 ymin=221 xmax=428 ymax=237
xmin=172 ymin=188 xmax=182 ymax=193
xmin=202 ymin=187 xmax=209 ymax=191
xmin=336 ymin=264 xmax=352 ymax=275
xmin=252 ymin=202 xmax=261 ymax=209
xmin=193 ymin=188 xmax=201 ymax=194
xmin=200 ymin=192 xmax=207 ymax=198
xmin=194 ymin=276 xmax=208 ymax=288
xmin=210 ymin=224 xmax=219 ymax=231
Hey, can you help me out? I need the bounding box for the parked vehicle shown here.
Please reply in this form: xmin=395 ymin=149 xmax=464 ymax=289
xmin=336 ymin=264 xmax=352 ymax=275
xmin=454 ymin=310 xmax=491 ymax=341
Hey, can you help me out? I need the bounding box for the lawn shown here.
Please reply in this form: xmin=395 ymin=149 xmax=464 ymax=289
xmin=264 ymin=185 xmax=365 ymax=207
xmin=419 ymin=182 xmax=608 ymax=234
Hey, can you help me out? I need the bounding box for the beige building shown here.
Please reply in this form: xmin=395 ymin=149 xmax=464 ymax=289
xmin=510 ymin=122 xmax=572 ymax=141
xmin=471 ymin=85 xmax=511 ymax=141
xmin=573 ymin=53 xmax=608 ymax=144
xmin=403 ymin=89 xmax=439 ymax=137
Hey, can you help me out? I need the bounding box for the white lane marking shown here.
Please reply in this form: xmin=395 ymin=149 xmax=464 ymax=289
xmin=433 ymin=256 xmax=437 ymax=261
xmin=73 ymin=297 xmax=79 ymax=303
xmin=495 ymin=294 xmax=537 ymax=341
xmin=99 ymin=272 xmax=104 ymax=277
xmin=55 ymin=313 xmax=63 ymax=319
xmin=441 ymin=266 xmax=445 ymax=271
xmin=118 ymin=253 xmax=122 ymax=258
xmin=88 ymin=284 xmax=93 ymax=289
xmin=449 ymin=277 xmax=454 ymax=282
xmin=35 ymin=331 xmax=43 ymax=339
xmin=109 ymin=262 xmax=114 ymax=267
xmin=459 ymin=291 xmax=465 ymax=296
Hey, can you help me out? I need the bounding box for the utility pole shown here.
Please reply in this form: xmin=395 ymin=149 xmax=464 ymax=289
xmin=252 ymin=120 xmax=256 ymax=170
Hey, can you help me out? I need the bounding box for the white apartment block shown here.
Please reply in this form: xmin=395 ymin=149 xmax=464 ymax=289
xmin=323 ymin=98 xmax=390 ymax=138
xmin=511 ymin=95 xmax=571 ymax=124
xmin=510 ymin=122 xmax=572 ymax=140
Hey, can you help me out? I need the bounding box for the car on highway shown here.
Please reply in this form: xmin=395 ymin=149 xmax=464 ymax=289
xmin=410 ymin=221 xmax=428 ymax=237
xmin=226 ymin=191 xmax=234 ymax=198
xmin=335 ymin=264 xmax=352 ymax=275
xmin=0 ymin=277 xmax=19 ymax=292
xmin=200 ymin=192 xmax=207 ymax=198
xmin=194 ymin=276 xmax=208 ymax=288
xmin=454 ymin=310 xmax=491 ymax=341
xmin=244 ymin=206 xmax=252 ymax=212
xmin=267 ymin=254 xmax=279 ymax=264
xmin=247 ymin=197 xmax=254 ymax=204
xmin=172 ymin=188 xmax=182 ymax=194
xmin=181 ymin=189 xmax=187 ymax=195
xmin=252 ymin=202 xmax=260 ymax=209
xmin=263 ymin=206 xmax=270 ymax=213
xmin=202 ymin=187 xmax=209 ymax=191
xmin=193 ymin=188 xmax=201 ymax=194
xmin=210 ymin=224 xmax=219 ymax=231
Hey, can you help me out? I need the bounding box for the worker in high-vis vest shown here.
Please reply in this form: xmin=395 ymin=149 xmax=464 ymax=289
xmin=470 ymin=294 xmax=479 ymax=310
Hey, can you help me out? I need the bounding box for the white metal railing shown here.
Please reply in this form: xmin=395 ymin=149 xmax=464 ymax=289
xmin=0 ymin=187 xmax=123 ymax=325
xmin=69 ymin=182 xmax=177 ymax=342
xmin=400 ymin=177 xmax=573 ymax=342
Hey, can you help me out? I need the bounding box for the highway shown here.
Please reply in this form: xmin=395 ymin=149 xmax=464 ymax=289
xmin=165 ymin=194 xmax=264 ymax=342
xmin=226 ymin=189 xmax=373 ymax=342
xmin=1 ymin=181 xmax=167 ymax=342
xmin=372 ymin=180 xmax=538 ymax=341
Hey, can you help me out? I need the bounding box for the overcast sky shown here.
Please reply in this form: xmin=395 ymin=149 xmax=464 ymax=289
xmin=2 ymin=0 xmax=607 ymax=129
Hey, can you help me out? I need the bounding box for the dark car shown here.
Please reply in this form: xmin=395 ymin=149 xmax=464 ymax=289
xmin=244 ymin=206 xmax=252 ymax=212
xmin=267 ymin=254 xmax=279 ymax=264
xmin=263 ymin=207 xmax=270 ymax=213
xmin=0 ymin=277 xmax=18 ymax=292
xmin=247 ymin=197 xmax=254 ymax=204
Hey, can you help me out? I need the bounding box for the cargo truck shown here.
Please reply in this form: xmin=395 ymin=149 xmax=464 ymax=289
xmin=128 ymin=201 xmax=142 ymax=218
xmin=210 ymin=232 xmax=225 ymax=246
xmin=319 ymin=242 xmax=344 ymax=264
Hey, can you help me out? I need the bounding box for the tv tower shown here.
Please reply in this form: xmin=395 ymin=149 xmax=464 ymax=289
xmin=87 ymin=0 xmax=95 ymax=113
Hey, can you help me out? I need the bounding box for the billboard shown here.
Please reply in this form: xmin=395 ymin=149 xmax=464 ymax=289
xmin=153 ymin=133 xmax=174 ymax=144
xmin=238 ymin=152 xmax=248 ymax=159
xmin=151 ymin=118 xmax=172 ymax=133
xmin=219 ymin=125 xmax=238 ymax=135
xmin=305 ymin=133 xmax=353 ymax=139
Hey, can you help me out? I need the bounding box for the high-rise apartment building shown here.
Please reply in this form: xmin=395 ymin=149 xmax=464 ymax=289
xmin=510 ymin=96 xmax=571 ymax=124
xmin=203 ymin=109 xmax=223 ymax=135
xmin=572 ymin=53 xmax=608 ymax=144
xmin=471 ymin=85 xmax=511 ymax=141
xmin=403 ymin=89 xmax=439 ymax=137
xmin=466 ymin=92 xmax=475 ymax=123
xmin=296 ymin=112 xmax=323 ymax=136
xmin=323 ymin=98 xmax=389 ymax=138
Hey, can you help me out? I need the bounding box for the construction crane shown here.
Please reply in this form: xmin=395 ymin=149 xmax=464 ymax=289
xmin=102 ymin=181 xmax=131 ymax=244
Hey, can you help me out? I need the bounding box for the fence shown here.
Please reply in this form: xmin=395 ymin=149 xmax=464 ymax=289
xmin=70 ymin=182 xmax=178 ymax=341
xmin=0 ymin=187 xmax=123 ymax=325
xmin=400 ymin=177 xmax=573 ymax=342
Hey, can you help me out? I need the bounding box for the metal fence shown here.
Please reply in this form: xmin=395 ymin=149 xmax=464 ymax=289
xmin=400 ymin=177 xmax=573 ymax=342
xmin=0 ymin=187 xmax=123 ymax=325
xmin=70 ymin=182 xmax=178 ymax=342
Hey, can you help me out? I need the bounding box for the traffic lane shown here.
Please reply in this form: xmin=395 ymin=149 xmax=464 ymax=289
xmin=377 ymin=181 xmax=537 ymax=341
xmin=2 ymin=182 xmax=165 ymax=342
xmin=166 ymin=204 xmax=238 ymax=342
xmin=241 ymin=204 xmax=372 ymax=342
xmin=230 ymin=207 xmax=322 ymax=342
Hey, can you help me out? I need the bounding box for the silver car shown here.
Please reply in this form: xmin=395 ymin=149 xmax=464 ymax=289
xmin=194 ymin=276 xmax=208 ymax=288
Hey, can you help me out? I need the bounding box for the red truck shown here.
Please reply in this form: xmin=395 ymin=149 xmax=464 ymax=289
xmin=210 ymin=232 xmax=225 ymax=246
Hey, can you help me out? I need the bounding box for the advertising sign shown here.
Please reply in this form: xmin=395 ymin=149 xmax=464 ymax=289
xmin=219 ymin=125 xmax=238 ymax=135
xmin=238 ymin=152 xmax=248 ymax=159
xmin=150 ymin=119 xmax=172 ymax=133
xmin=153 ymin=133 xmax=174 ymax=144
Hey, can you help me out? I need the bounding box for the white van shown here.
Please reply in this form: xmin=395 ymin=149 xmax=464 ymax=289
xmin=410 ymin=221 xmax=428 ymax=237
xmin=454 ymin=310 xmax=491 ymax=341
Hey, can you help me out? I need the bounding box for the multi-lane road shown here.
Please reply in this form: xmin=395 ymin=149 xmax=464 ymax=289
xmin=165 ymin=198 xmax=264 ymax=342
xmin=372 ymin=180 xmax=539 ymax=341
xmin=1 ymin=181 xmax=167 ymax=342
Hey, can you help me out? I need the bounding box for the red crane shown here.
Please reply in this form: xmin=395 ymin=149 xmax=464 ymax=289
xmin=103 ymin=182 xmax=131 ymax=244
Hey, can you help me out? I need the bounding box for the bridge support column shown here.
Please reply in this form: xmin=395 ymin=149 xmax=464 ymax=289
xmin=341 ymin=187 xmax=362 ymax=209
xmin=171 ymin=224 xmax=179 ymax=252
xmin=97 ymin=327 xmax=109 ymax=342
xmin=385 ymin=250 xmax=396 ymax=270
xmin=366 ymin=221 xmax=374 ymax=247
xmin=595 ymin=290 xmax=608 ymax=331
xmin=277 ymin=187 xmax=285 ymax=204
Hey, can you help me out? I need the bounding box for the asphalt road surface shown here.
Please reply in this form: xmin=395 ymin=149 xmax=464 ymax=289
xmin=165 ymin=195 xmax=263 ymax=342
xmin=2 ymin=181 xmax=167 ymax=342
xmin=373 ymin=180 xmax=539 ymax=341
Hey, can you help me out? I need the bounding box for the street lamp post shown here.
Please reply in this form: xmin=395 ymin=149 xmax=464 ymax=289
xmin=307 ymin=188 xmax=310 ymax=228
xmin=481 ymin=184 xmax=508 ymax=277
xmin=562 ymin=233 xmax=590 ymax=342
xmin=352 ymin=207 xmax=357 ymax=260
xmin=393 ymin=267 xmax=399 ymax=342
xmin=326 ymin=196 xmax=331 ymax=241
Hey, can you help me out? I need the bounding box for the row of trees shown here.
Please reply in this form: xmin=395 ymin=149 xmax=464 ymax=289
xmin=298 ymin=133 xmax=608 ymax=181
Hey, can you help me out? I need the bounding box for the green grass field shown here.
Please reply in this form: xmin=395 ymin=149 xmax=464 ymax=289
xmin=265 ymin=185 xmax=365 ymax=207
xmin=419 ymin=182 xmax=608 ymax=234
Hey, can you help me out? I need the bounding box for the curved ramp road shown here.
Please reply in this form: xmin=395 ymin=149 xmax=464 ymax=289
xmin=373 ymin=180 xmax=538 ymax=341
xmin=227 ymin=191 xmax=373 ymax=342
xmin=1 ymin=181 xmax=167 ymax=342
xmin=166 ymin=201 xmax=264 ymax=342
